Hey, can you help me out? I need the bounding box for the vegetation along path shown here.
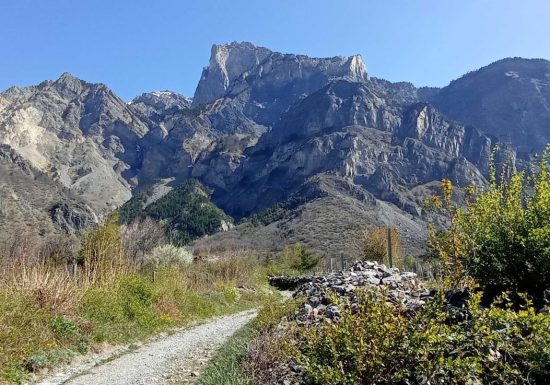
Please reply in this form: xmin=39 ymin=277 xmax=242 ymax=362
xmin=37 ymin=310 xmax=257 ymax=385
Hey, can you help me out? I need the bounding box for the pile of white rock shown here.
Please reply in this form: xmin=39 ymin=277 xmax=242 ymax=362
xmin=277 ymin=261 xmax=435 ymax=325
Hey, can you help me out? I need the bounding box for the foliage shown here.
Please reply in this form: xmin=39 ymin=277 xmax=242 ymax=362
xmin=281 ymin=244 xmax=319 ymax=273
xmin=119 ymin=180 xmax=232 ymax=245
xmin=350 ymin=227 xmax=402 ymax=267
xmin=243 ymin=195 xmax=307 ymax=226
xmin=426 ymin=148 xmax=550 ymax=302
xmin=143 ymin=244 xmax=193 ymax=269
xmin=213 ymin=281 xmax=242 ymax=304
xmin=455 ymin=151 xmax=550 ymax=304
xmin=242 ymin=298 xmax=302 ymax=385
xmin=79 ymin=213 xmax=128 ymax=282
xmin=0 ymin=249 xmax=271 ymax=383
xmin=288 ymin=289 xmax=550 ymax=385
xmin=254 ymin=296 xmax=302 ymax=331
xmin=121 ymin=217 xmax=166 ymax=263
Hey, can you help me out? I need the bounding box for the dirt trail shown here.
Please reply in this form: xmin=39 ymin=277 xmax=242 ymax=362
xmin=36 ymin=310 xmax=257 ymax=385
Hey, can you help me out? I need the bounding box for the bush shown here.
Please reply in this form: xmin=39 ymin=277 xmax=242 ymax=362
xmin=214 ymin=282 xmax=241 ymax=304
xmin=143 ymin=244 xmax=193 ymax=269
xmin=288 ymin=289 xmax=550 ymax=385
xmin=79 ymin=213 xmax=127 ymax=282
xmin=455 ymin=153 xmax=550 ymax=304
xmin=282 ymin=244 xmax=319 ymax=274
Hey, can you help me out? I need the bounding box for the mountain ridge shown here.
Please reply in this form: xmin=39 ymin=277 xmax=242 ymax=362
xmin=0 ymin=42 xmax=548 ymax=256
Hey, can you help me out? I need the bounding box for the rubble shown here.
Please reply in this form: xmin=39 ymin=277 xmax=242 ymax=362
xmin=278 ymin=260 xmax=435 ymax=325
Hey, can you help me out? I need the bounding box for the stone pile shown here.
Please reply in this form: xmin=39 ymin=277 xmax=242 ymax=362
xmin=287 ymin=261 xmax=435 ymax=325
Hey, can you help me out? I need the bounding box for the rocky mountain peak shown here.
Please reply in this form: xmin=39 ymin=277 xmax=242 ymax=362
xmin=192 ymin=41 xmax=368 ymax=108
xmin=345 ymin=54 xmax=368 ymax=81
xmin=193 ymin=42 xmax=272 ymax=105
xmin=130 ymin=91 xmax=192 ymax=115
xmin=51 ymin=72 xmax=86 ymax=98
xmin=429 ymin=57 xmax=550 ymax=152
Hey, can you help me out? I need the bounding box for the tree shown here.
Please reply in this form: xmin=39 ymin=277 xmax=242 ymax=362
xmin=79 ymin=213 xmax=127 ymax=282
xmin=351 ymin=227 xmax=402 ymax=267
xmin=121 ymin=217 xmax=166 ymax=264
xmin=282 ymin=244 xmax=319 ymax=273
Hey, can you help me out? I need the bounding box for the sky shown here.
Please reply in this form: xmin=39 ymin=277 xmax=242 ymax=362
xmin=1 ymin=0 xmax=549 ymax=101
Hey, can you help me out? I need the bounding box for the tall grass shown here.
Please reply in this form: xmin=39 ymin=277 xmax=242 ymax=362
xmin=0 ymin=233 xmax=270 ymax=384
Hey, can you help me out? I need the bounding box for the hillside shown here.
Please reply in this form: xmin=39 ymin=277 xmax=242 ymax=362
xmin=119 ymin=179 xmax=232 ymax=245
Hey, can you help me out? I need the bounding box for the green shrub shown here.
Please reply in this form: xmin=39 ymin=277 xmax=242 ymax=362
xmin=50 ymin=316 xmax=79 ymax=338
xmin=289 ymin=290 xmax=550 ymax=385
xmin=282 ymin=244 xmax=319 ymax=274
xmin=79 ymin=276 xmax=161 ymax=342
xmin=24 ymin=348 xmax=75 ymax=372
xmin=254 ymin=296 xmax=302 ymax=331
xmin=214 ymin=282 xmax=241 ymax=304
xmin=455 ymin=151 xmax=550 ymax=303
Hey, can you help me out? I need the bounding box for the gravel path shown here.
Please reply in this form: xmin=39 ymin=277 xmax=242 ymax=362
xmin=37 ymin=310 xmax=257 ymax=385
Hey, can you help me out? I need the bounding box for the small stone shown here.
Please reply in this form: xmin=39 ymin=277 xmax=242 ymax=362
xmin=367 ymin=277 xmax=381 ymax=285
xmin=190 ymin=371 xmax=200 ymax=377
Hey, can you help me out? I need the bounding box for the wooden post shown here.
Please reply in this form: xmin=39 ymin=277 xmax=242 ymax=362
xmin=152 ymin=270 xmax=157 ymax=283
xmin=72 ymin=262 xmax=77 ymax=278
xmin=330 ymin=257 xmax=334 ymax=272
xmin=387 ymin=227 xmax=393 ymax=268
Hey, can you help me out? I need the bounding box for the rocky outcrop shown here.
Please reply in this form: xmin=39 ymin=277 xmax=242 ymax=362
xmin=50 ymin=202 xmax=99 ymax=234
xmin=215 ymin=79 xmax=492 ymax=219
xmin=193 ymin=42 xmax=368 ymax=125
xmin=130 ymin=91 xmax=192 ymax=120
xmin=0 ymin=144 xmax=99 ymax=245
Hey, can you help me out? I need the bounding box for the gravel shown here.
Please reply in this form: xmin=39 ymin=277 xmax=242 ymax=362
xmin=35 ymin=310 xmax=257 ymax=385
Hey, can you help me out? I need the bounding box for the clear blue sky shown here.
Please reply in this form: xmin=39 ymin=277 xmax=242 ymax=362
xmin=1 ymin=0 xmax=549 ymax=101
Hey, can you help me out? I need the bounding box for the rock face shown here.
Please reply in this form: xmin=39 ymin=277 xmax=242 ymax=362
xmin=0 ymin=73 xmax=146 ymax=243
xmin=429 ymin=58 xmax=550 ymax=153
xmin=0 ymin=42 xmax=547 ymax=255
xmin=0 ymin=144 xmax=99 ymax=240
xmin=215 ymin=80 xmax=491 ymax=220
xmin=0 ymin=73 xmax=147 ymax=213
xmin=193 ymin=42 xmax=368 ymax=124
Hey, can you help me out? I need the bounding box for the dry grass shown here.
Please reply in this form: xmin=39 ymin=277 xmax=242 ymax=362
xmin=184 ymin=254 xmax=263 ymax=291
xmin=1 ymin=259 xmax=85 ymax=315
xmin=242 ymin=329 xmax=294 ymax=385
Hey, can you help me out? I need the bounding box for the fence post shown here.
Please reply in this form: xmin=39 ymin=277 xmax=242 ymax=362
xmin=387 ymin=227 xmax=393 ymax=268
xmin=72 ymin=262 xmax=77 ymax=278
xmin=152 ymin=270 xmax=157 ymax=283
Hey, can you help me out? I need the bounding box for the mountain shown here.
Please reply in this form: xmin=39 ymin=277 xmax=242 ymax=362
xmin=429 ymin=58 xmax=550 ymax=153
xmin=0 ymin=42 xmax=547 ymax=257
xmin=0 ymin=73 xmax=147 ymax=245
xmin=193 ymin=42 xmax=368 ymax=125
xmin=216 ymin=80 xmax=491 ymax=218
xmin=0 ymin=144 xmax=98 ymax=243
xmin=0 ymin=73 xmax=147 ymax=211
